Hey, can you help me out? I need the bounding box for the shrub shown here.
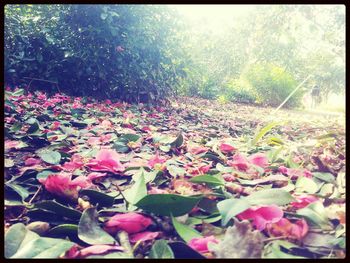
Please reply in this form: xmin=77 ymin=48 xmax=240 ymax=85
xmin=244 ymin=63 xmax=301 ymax=108
xmin=223 ymin=78 xmax=256 ymax=104
xmin=4 ymin=5 xmax=186 ymax=103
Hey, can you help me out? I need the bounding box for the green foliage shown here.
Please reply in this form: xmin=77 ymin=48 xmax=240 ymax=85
xmin=4 ymin=4 xmax=186 ymax=102
xmin=245 ymin=63 xmax=301 ymax=107
xmin=223 ymin=78 xmax=256 ymax=104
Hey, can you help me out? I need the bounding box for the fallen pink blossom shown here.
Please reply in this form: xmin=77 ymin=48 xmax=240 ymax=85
xmin=129 ymin=231 xmax=160 ymax=243
xmin=87 ymin=149 xmax=125 ymax=173
xmin=188 ymin=235 xmax=219 ymax=254
xmin=237 ymin=205 xmax=284 ymax=231
xmin=104 ymin=212 xmax=153 ymax=234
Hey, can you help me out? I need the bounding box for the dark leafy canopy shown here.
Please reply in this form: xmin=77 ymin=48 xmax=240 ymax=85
xmin=5 ymin=4 xmax=187 ymax=103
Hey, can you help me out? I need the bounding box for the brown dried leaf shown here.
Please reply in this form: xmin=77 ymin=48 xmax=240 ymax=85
xmin=212 ymin=219 xmax=264 ymax=258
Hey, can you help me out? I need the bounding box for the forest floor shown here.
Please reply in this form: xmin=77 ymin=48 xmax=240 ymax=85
xmin=4 ymin=90 xmax=345 ymax=259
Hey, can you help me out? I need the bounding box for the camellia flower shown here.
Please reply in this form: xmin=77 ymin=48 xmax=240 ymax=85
xmin=189 ymin=145 xmax=208 ymax=155
xmin=66 ymin=244 xmax=124 ymax=259
xmin=227 ymin=153 xmax=250 ymax=171
xmin=62 ymin=154 xmax=84 ymax=172
xmin=24 ymin=157 xmax=41 ymax=166
xmin=267 ymin=218 xmax=309 ymax=240
xmin=188 ymin=236 xmax=219 ymax=254
xmin=219 ymin=143 xmax=236 ymax=153
xmin=39 ymin=172 xmax=92 ymax=200
xmin=86 ymin=149 xmax=125 ymax=173
xmin=237 ymin=205 xmax=284 ymax=231
xmin=278 ymin=166 xmax=312 ymax=179
xmin=148 ymin=154 xmax=167 ymax=169
xmin=290 ymin=194 xmax=318 ymax=209
xmin=104 ymin=212 xmax=153 ymax=234
xmin=249 ymin=153 xmax=269 ymax=168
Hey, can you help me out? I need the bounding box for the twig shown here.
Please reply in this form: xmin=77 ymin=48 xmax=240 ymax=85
xmin=263 ymin=236 xmax=288 ymax=243
xmin=24 ymin=77 xmax=61 ymax=93
xmin=28 ymin=185 xmax=42 ymax=205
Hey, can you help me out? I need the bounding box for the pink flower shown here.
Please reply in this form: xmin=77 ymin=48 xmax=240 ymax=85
xmin=189 ymin=145 xmax=208 ymax=155
xmin=66 ymin=244 xmax=124 ymax=258
xmin=62 ymin=154 xmax=84 ymax=172
xmin=278 ymin=166 xmax=313 ymax=179
xmin=104 ymin=212 xmax=153 ymax=234
xmin=188 ymin=236 xmax=219 ymax=254
xmin=87 ymin=149 xmax=125 ymax=173
xmin=249 ymin=153 xmax=269 ymax=168
xmin=222 ymin=173 xmax=235 ymax=182
xmin=24 ymin=157 xmax=41 ymax=166
xmin=87 ymin=172 xmax=108 ymax=181
xmin=148 ymin=154 xmax=167 ymax=169
xmin=101 ymin=120 xmax=112 ymax=128
xmin=219 ymin=143 xmax=236 ymax=153
xmin=129 ymin=231 xmax=160 ymax=243
xmin=39 ymin=172 xmax=92 ymax=200
xmin=5 ymin=140 xmax=20 ymax=150
xmin=237 ymin=205 xmax=284 ymax=231
xmin=227 ymin=153 xmax=250 ymax=171
xmin=290 ymin=194 xmax=318 ymax=209
xmin=87 ymin=137 xmax=101 ymax=145
xmin=267 ymin=218 xmax=309 ymax=240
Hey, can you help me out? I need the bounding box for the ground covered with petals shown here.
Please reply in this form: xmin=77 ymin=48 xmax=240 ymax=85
xmin=4 ymin=89 xmax=345 ymax=259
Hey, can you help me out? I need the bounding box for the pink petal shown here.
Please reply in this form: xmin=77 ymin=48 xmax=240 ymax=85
xmin=188 ymin=236 xmax=219 ymax=254
xmin=219 ymin=143 xmax=236 ymax=153
xmin=249 ymin=153 xmax=269 ymax=168
xmin=87 ymin=172 xmax=108 ymax=181
xmin=79 ymin=245 xmax=124 ymax=257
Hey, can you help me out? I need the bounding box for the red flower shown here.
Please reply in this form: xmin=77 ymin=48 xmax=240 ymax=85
xmin=87 ymin=149 xmax=125 ymax=173
xmin=267 ymin=218 xmax=309 ymax=240
xmin=290 ymin=194 xmax=318 ymax=209
xmin=104 ymin=212 xmax=153 ymax=234
xmin=219 ymin=143 xmax=236 ymax=153
xmin=249 ymin=153 xmax=269 ymax=168
xmin=237 ymin=205 xmax=284 ymax=231
xmin=188 ymin=236 xmax=219 ymax=254
xmin=39 ymin=172 xmax=92 ymax=200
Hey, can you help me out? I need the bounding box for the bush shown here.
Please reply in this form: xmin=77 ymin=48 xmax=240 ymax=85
xmin=223 ymin=78 xmax=256 ymax=104
xmin=244 ymin=63 xmax=301 ymax=108
xmin=5 ymin=5 xmax=186 ymax=103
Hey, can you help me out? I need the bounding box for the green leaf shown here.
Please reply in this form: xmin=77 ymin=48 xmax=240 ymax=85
xmin=149 ymin=240 xmax=174 ymax=259
xmin=297 ymin=201 xmax=332 ymax=230
xmin=47 ymin=224 xmax=78 ymax=237
xmin=5 ymin=223 xmax=39 ymax=258
xmin=5 ymin=223 xmax=75 ymax=259
xmin=80 ymin=189 xmax=116 ymax=207
xmin=245 ymin=188 xmax=294 ymax=206
xmin=26 ymin=118 xmax=40 ymax=134
xmin=295 ymin=177 xmax=319 ymax=194
xmin=35 ymin=200 xmax=82 ymax=220
xmin=171 ymin=214 xmax=202 ymax=243
xmin=135 ymin=194 xmax=201 ymax=216
xmin=119 ymin=133 xmax=141 ymax=142
xmin=39 ymin=151 xmax=61 ymax=165
xmin=251 ymin=122 xmax=281 ymax=146
xmin=217 ymin=198 xmax=251 ymax=226
xmin=5 ymin=182 xmax=30 ymax=201
xmin=78 ymin=207 xmax=115 ymax=245
xmin=123 ymin=170 xmax=147 ymax=206
xmin=36 ymin=170 xmax=57 ymax=180
xmin=189 ymin=174 xmax=224 ymax=186
xmin=170 ymin=132 xmax=183 ymax=148
xmin=112 ymin=141 xmax=130 ymax=153
xmin=312 ymin=172 xmax=336 ymax=183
